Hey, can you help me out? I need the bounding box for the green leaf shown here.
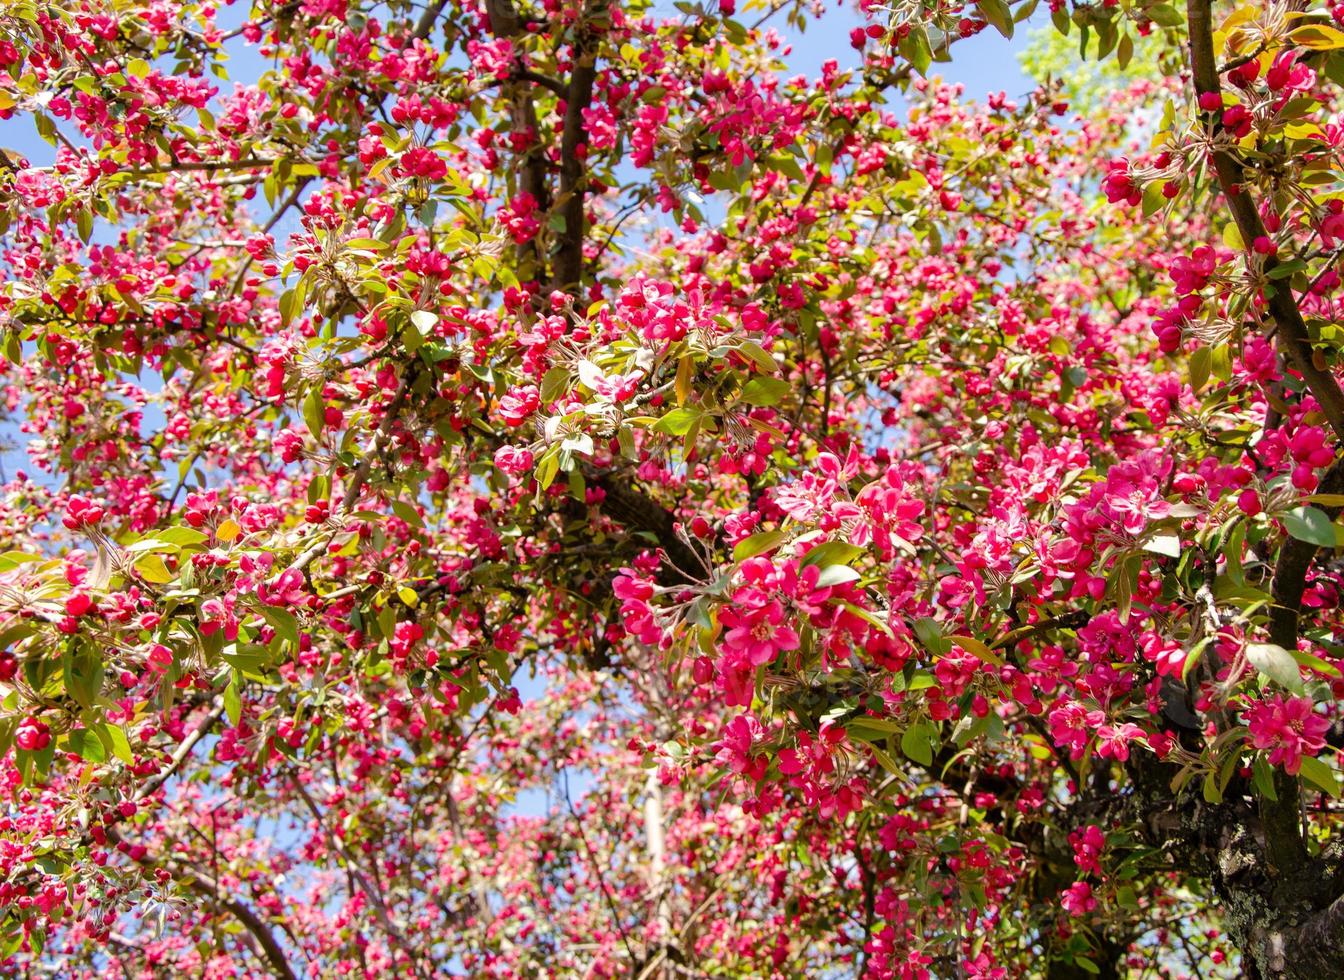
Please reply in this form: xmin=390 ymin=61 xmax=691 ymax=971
xmin=815 ymin=565 xmax=861 ymax=587
xmin=1143 ymin=533 xmax=1181 ymax=559
xmin=535 ymin=449 xmax=560 ymax=490
xmin=1290 ymin=23 xmax=1344 ymax=50
xmin=258 ymin=605 xmax=300 ymax=647
xmin=1188 ymin=345 xmax=1211 ymax=392
xmin=158 ymin=527 xmax=210 ymax=548
xmin=63 ymin=642 xmax=103 ymax=709
xmin=651 ymin=407 xmax=702 ymax=435
xmin=105 ymin=725 xmax=133 ymax=764
xmin=0 ymin=551 xmax=41 ymax=571
xmin=733 ymin=529 xmax=787 ymax=561
xmin=1299 ymin=755 xmax=1341 ymax=797
xmin=816 ymin=141 xmax=834 ymax=177
xmin=846 ymin=716 xmax=902 ymax=738
xmin=900 ymin=25 xmax=933 ymax=74
xmin=739 ymin=377 xmax=791 ymax=407
xmin=222 ymin=648 xmax=273 ymax=675
xmin=1116 ymin=32 xmax=1134 ymax=69
xmin=224 ymin=674 xmax=242 ymax=726
xmin=1252 ymin=755 xmax=1279 ymax=800
xmin=65 ymin=728 xmax=107 ymax=763
xmin=560 ymin=432 xmax=595 ymax=458
xmin=900 ymin=720 xmax=936 ymax=767
xmin=950 ymin=635 xmax=1004 ymax=667
xmin=737 ymin=340 xmax=777 ymax=373
xmin=303 ymin=387 xmax=324 ymax=439
xmin=616 ymin=426 xmax=637 ymax=461
xmin=278 ymin=288 xmax=297 ymax=325
xmin=1183 ymin=637 xmax=1209 ymax=683
xmin=1282 ymin=506 xmax=1337 ymax=547
xmin=1142 ymin=180 xmax=1166 ymax=217
xmin=867 ymin=741 xmax=906 ymax=779
xmin=579 ymin=359 xmax=605 ymax=391
xmin=801 ymin=541 xmax=864 ymax=569
xmin=839 ymin=601 xmax=893 ymax=636
xmin=1110 ymin=552 xmax=1143 ymax=623
xmin=1287 ymin=646 xmax=1342 ymax=678
xmin=1245 ymin=642 xmax=1306 ymax=694
xmin=567 ymin=465 xmax=586 ymax=503
xmin=540 ymin=365 xmax=569 ymax=403
xmin=913 ymin=617 xmax=951 ymax=656
xmin=977 ymin=0 xmax=1013 ymax=38
xmin=135 ymin=553 xmax=173 ymax=584
xmin=124 ymin=536 xmax=177 ymax=554
xmin=391 ymin=499 xmax=424 ymax=528
xmin=1269 ymin=259 xmax=1309 ymax=280
xmin=1145 ymin=4 xmax=1184 ymax=28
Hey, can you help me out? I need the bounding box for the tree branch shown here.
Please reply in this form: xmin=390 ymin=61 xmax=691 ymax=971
xmin=552 ymin=1 xmax=605 ymax=292
xmin=134 ymin=701 xmax=224 ymax=804
xmin=486 ymin=0 xmax=552 ymax=283
xmin=341 ymin=371 xmax=414 ymax=511
xmin=590 ymin=471 xmax=705 ymax=585
xmin=106 ymin=824 xmax=299 ymax=980
xmin=1186 ymin=0 xmax=1344 ymax=443
xmin=179 ymin=867 xmax=300 ymax=980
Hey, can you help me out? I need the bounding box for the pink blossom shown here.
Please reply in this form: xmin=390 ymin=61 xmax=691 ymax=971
xmin=1246 ymin=694 xmax=1329 ymax=775
xmin=1060 ymin=881 xmax=1096 ymax=917
xmin=494 ymin=445 xmax=535 ymax=475
xmin=720 ymin=598 xmax=799 ymax=668
xmin=499 ymin=385 xmax=540 ymax=426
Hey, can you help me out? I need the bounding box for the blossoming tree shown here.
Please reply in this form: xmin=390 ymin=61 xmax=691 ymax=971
xmin=7 ymin=0 xmax=1344 ymax=975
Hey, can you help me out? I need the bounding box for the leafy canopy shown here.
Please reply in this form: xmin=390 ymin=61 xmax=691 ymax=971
xmin=6 ymin=0 xmax=1344 ymax=977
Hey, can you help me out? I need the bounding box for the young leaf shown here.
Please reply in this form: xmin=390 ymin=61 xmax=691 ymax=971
xmin=1282 ymin=506 xmax=1337 ymax=548
xmin=224 ymin=674 xmax=242 ymax=726
xmin=1299 ymin=755 xmax=1341 ymax=797
xmin=739 ymin=377 xmax=791 ymax=407
xmin=1244 ymin=643 xmax=1306 ymax=694
xmin=900 ymin=721 xmax=936 ymax=767
xmin=303 ymin=387 xmax=325 ymax=439
xmin=733 ymin=529 xmax=787 ymax=561
xmin=950 ymin=635 xmax=1004 ymax=667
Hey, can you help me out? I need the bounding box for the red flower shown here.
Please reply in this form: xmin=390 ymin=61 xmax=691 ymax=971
xmin=1246 ymin=694 xmax=1328 ymax=775
xmin=720 ymin=598 xmax=799 ymax=668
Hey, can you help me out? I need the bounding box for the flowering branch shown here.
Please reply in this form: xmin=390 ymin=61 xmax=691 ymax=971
xmin=1186 ymin=0 xmax=1344 ymax=443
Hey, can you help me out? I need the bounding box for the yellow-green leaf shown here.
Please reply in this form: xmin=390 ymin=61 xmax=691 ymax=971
xmin=950 ymin=635 xmax=1004 ymax=667
xmin=135 ymin=553 xmax=173 ymax=584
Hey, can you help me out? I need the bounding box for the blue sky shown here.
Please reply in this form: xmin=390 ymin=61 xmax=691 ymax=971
xmin=784 ymin=4 xmax=1033 ymax=98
